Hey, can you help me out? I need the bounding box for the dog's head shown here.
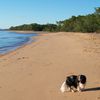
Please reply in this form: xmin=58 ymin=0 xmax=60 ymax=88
xmin=78 ymin=75 xmax=86 ymax=89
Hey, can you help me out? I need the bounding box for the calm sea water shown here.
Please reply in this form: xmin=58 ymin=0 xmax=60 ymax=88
xmin=0 ymin=31 xmax=37 ymax=54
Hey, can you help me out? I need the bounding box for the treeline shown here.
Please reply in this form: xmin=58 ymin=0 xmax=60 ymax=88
xmin=10 ymin=23 xmax=57 ymax=32
xmin=10 ymin=7 xmax=100 ymax=33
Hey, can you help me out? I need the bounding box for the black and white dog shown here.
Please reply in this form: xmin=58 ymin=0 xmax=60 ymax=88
xmin=60 ymin=75 xmax=86 ymax=92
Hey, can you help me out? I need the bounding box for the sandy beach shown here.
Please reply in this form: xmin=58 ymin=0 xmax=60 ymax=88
xmin=0 ymin=32 xmax=100 ymax=100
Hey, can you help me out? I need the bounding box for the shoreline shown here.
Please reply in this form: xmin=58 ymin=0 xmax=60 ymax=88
xmin=0 ymin=30 xmax=58 ymax=57
xmin=0 ymin=35 xmax=39 ymax=57
xmin=0 ymin=31 xmax=40 ymax=57
xmin=7 ymin=30 xmax=49 ymax=34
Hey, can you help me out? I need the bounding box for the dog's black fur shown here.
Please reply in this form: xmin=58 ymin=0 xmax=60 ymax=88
xmin=66 ymin=75 xmax=78 ymax=89
xmin=66 ymin=75 xmax=86 ymax=92
xmin=78 ymin=75 xmax=86 ymax=84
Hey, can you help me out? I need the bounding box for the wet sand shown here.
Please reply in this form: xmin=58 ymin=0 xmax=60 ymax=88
xmin=0 ymin=32 xmax=100 ymax=100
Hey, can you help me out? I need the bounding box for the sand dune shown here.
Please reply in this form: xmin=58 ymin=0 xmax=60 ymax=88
xmin=0 ymin=32 xmax=100 ymax=100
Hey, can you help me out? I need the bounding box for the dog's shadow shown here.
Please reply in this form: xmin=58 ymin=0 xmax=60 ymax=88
xmin=83 ymin=87 xmax=100 ymax=92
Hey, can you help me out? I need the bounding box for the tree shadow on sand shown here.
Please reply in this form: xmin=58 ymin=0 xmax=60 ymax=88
xmin=83 ymin=87 xmax=100 ymax=92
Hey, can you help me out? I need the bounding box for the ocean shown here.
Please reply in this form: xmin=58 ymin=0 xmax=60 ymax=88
xmin=0 ymin=31 xmax=37 ymax=54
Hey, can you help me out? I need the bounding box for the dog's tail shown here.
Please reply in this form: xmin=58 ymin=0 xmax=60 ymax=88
xmin=60 ymin=81 xmax=67 ymax=93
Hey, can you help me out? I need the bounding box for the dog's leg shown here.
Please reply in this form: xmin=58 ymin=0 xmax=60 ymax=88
xmin=71 ymin=89 xmax=75 ymax=92
xmin=77 ymin=86 xmax=81 ymax=92
xmin=77 ymin=83 xmax=85 ymax=92
xmin=71 ymin=87 xmax=77 ymax=92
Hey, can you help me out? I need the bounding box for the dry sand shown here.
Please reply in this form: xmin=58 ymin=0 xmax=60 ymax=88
xmin=0 ymin=32 xmax=100 ymax=100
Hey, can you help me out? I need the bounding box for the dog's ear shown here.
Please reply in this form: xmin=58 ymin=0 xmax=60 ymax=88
xmin=77 ymin=75 xmax=87 ymax=84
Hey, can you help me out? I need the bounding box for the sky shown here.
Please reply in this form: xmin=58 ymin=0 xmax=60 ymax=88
xmin=0 ymin=0 xmax=100 ymax=28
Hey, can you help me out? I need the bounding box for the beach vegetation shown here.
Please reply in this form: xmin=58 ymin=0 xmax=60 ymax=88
xmin=10 ymin=8 xmax=100 ymax=33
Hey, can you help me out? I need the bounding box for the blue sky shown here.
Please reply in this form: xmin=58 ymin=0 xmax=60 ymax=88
xmin=0 ymin=0 xmax=100 ymax=28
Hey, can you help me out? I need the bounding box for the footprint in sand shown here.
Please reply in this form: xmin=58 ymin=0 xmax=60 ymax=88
xmin=98 ymin=97 xmax=100 ymax=99
xmin=17 ymin=57 xmax=29 ymax=60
